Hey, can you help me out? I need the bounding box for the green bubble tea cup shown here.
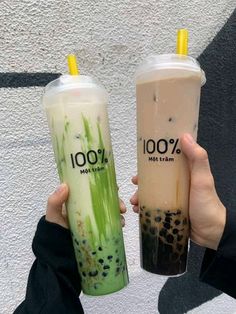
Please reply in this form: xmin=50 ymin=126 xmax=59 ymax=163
xmin=43 ymin=74 xmax=129 ymax=295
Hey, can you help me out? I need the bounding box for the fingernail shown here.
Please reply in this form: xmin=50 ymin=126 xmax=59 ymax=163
xmin=55 ymin=184 xmax=65 ymax=194
xmin=133 ymin=205 xmax=139 ymax=212
xmin=185 ymin=133 xmax=195 ymax=145
xmin=121 ymin=204 xmax=127 ymax=212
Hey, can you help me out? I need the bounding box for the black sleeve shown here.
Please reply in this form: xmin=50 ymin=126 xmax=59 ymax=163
xmin=200 ymin=208 xmax=236 ymax=298
xmin=14 ymin=216 xmax=84 ymax=314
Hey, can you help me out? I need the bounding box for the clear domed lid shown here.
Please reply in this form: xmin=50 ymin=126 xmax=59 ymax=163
xmin=44 ymin=75 xmax=107 ymax=96
xmin=135 ymin=54 xmax=206 ymax=86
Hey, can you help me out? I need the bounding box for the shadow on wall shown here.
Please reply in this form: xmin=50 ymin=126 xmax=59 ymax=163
xmin=158 ymin=243 xmax=221 ymax=314
xmin=158 ymin=8 xmax=236 ymax=314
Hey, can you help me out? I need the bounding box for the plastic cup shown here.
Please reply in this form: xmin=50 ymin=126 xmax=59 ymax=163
xmin=135 ymin=54 xmax=206 ymax=275
xmin=43 ymin=74 xmax=129 ymax=295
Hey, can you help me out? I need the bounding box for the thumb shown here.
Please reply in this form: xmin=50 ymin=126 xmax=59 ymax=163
xmin=180 ymin=134 xmax=215 ymax=191
xmin=46 ymin=183 xmax=69 ymax=228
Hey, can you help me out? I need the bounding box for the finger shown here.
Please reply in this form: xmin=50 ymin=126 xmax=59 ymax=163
xmin=180 ymin=134 xmax=215 ymax=191
xmin=131 ymin=175 xmax=138 ymax=185
xmin=61 ymin=204 xmax=69 ymax=226
xmin=121 ymin=215 xmax=125 ymax=227
xmin=46 ymin=183 xmax=69 ymax=228
xmin=62 ymin=204 xmax=68 ymax=219
xmin=119 ymin=198 xmax=127 ymax=214
xmin=130 ymin=190 xmax=138 ymax=206
xmin=133 ymin=205 xmax=139 ymax=213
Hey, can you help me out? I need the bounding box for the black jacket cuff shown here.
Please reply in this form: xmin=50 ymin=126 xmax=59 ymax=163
xmin=32 ymin=216 xmax=80 ymax=279
xmin=200 ymin=208 xmax=236 ymax=298
xmin=32 ymin=216 xmax=74 ymax=263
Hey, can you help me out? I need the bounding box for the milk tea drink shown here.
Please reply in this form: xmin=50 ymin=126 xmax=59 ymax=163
xmin=43 ymin=73 xmax=128 ymax=295
xmin=136 ymin=54 xmax=206 ymax=275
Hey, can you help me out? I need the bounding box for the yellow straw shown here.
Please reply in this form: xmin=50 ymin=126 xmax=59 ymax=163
xmin=176 ymin=29 xmax=188 ymax=55
xmin=67 ymin=54 xmax=79 ymax=75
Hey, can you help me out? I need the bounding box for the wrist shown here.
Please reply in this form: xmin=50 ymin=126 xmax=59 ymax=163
xmin=200 ymin=204 xmax=226 ymax=250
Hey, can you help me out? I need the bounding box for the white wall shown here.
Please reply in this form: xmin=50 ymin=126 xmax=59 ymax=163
xmin=1 ymin=1 xmax=236 ymax=313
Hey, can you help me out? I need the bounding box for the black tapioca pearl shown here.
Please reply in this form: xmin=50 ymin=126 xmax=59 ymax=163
xmin=173 ymin=228 xmax=179 ymax=234
xmin=155 ymin=216 xmax=162 ymax=223
xmin=123 ymin=266 xmax=126 ymax=271
xmin=107 ymin=255 xmax=113 ymax=260
xmin=145 ymin=212 xmax=151 ymax=217
xmin=116 ymin=258 xmax=120 ymax=263
xmin=98 ymin=246 xmax=102 ymax=251
xmin=166 ymin=213 xmax=172 ymax=217
xmin=177 ymin=244 xmax=183 ymax=251
xmin=166 ymin=234 xmax=174 ymax=243
xmin=177 ymin=210 xmax=181 ymax=215
xmin=163 ymin=223 xmax=171 ymax=229
xmin=168 ymin=117 xmax=173 ymax=122
xmin=82 ymin=272 xmax=86 ymax=277
xmin=146 ymin=218 xmax=151 ymax=224
xmin=71 ymin=231 xmax=74 ymax=237
xmin=116 ymin=267 xmax=120 ymax=273
xmin=103 ymin=265 xmax=110 ymax=270
xmin=140 ymin=213 xmax=143 ymax=218
xmin=102 ymin=272 xmax=108 ymax=277
xmin=79 ymin=262 xmax=83 ymax=267
xmin=98 ymin=259 xmax=104 ymax=264
xmin=89 ymin=270 xmax=98 ymax=277
xmin=177 ymin=235 xmax=183 ymax=241
xmin=175 ymin=220 xmax=181 ymax=226
xmin=160 ymin=228 xmax=167 ymax=237
xmin=115 ymin=249 xmax=118 ymax=253
xmin=150 ymin=227 xmax=157 ymax=235
xmin=183 ymin=218 xmax=188 ymax=225
xmin=165 ymin=217 xmax=171 ymax=223
xmin=92 ymin=251 xmax=96 ymax=255
xmin=143 ymin=224 xmax=148 ymax=231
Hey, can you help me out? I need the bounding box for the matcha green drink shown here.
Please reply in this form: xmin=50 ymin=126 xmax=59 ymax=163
xmin=42 ymin=56 xmax=128 ymax=296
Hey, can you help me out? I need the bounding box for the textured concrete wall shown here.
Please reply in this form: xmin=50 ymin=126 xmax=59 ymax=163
xmin=1 ymin=1 xmax=236 ymax=313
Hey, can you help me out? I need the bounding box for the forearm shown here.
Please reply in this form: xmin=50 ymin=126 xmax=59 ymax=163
xmin=14 ymin=217 xmax=84 ymax=314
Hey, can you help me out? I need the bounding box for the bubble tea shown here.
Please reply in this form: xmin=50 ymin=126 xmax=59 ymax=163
xmin=43 ymin=55 xmax=128 ymax=295
xmin=136 ymin=31 xmax=206 ymax=275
